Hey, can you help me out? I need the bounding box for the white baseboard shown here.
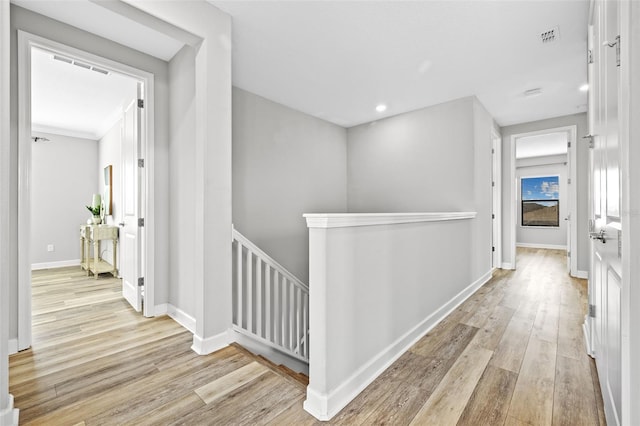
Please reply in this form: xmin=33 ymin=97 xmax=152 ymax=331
xmin=574 ymin=270 xmax=588 ymax=279
xmin=8 ymin=338 xmax=17 ymax=355
xmin=516 ymin=243 xmax=567 ymax=250
xmin=501 ymin=262 xmax=514 ymax=270
xmin=304 ymin=269 xmax=493 ymax=421
xmin=164 ymin=304 xmax=196 ymax=334
xmin=31 ymin=259 xmax=80 ymax=270
xmin=0 ymin=394 xmax=19 ymax=426
xmin=192 ymin=329 xmax=232 ymax=355
xmin=232 ymin=330 xmax=309 ymax=375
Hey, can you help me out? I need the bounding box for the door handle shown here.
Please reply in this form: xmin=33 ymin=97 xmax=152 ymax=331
xmin=589 ymin=230 xmax=606 ymax=243
xmin=119 ymin=222 xmax=125 ymax=227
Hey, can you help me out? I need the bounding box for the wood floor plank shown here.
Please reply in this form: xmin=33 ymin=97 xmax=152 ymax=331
xmin=532 ymin=302 xmax=560 ymax=344
xmin=508 ymin=337 xmax=557 ymax=426
xmin=409 ymin=344 xmax=493 ymax=425
xmin=552 ymin=354 xmax=599 ymax=426
xmin=457 ymin=365 xmax=518 ymax=426
xmin=489 ymin=315 xmax=534 ymax=373
xmin=194 ymin=360 xmax=269 ymax=404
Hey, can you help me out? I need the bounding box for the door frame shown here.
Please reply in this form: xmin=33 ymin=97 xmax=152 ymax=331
xmin=508 ymin=125 xmax=577 ymax=274
xmin=492 ymin=128 xmax=502 ymax=269
xmin=16 ymin=31 xmax=156 ymax=350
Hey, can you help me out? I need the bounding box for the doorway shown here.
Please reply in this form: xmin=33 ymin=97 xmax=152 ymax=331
xmin=16 ymin=32 xmax=155 ymax=351
xmin=508 ymin=125 xmax=577 ymax=274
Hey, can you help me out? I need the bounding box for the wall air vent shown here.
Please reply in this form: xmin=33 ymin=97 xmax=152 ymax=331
xmin=51 ymin=54 xmax=110 ymax=76
xmin=524 ymin=88 xmax=543 ymax=97
xmin=540 ymin=26 xmax=560 ymax=44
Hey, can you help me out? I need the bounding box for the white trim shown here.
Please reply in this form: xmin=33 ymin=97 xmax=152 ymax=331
xmin=574 ymin=270 xmax=588 ymax=279
xmin=8 ymin=339 xmax=17 ymax=356
xmin=191 ymin=329 xmax=232 ymax=356
xmin=303 ymin=212 xmax=477 ymax=229
xmin=304 ymin=269 xmax=493 ymax=420
xmin=492 ymin=129 xmax=503 ymax=270
xmin=17 ymin=31 xmax=157 ymax=348
xmin=0 ymin=394 xmax=19 ymax=426
xmin=501 ymin=262 xmax=515 ymax=270
xmin=31 ymin=259 xmax=80 ymax=271
xmin=166 ymin=304 xmax=196 ymax=334
xmin=31 ymin=123 xmax=98 ymax=141
xmin=516 ymin=243 xmax=567 ymax=250
xmin=509 ymin=125 xmax=577 ymax=273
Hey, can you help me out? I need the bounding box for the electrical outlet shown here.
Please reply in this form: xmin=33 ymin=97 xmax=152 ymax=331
xmin=47 ymin=244 xmax=54 ymax=252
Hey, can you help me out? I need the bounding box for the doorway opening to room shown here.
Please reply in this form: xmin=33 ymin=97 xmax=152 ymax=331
xmin=508 ymin=126 xmax=577 ymax=274
xmin=15 ymin=32 xmax=156 ymax=351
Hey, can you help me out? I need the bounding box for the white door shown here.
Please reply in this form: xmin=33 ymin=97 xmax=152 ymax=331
xmin=120 ymin=93 xmax=142 ymax=312
xmin=589 ymin=0 xmax=622 ymax=424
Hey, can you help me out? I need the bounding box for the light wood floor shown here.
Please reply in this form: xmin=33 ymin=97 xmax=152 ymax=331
xmin=10 ymin=248 xmax=605 ymax=425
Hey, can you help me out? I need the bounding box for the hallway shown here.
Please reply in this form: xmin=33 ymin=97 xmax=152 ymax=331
xmin=9 ymin=248 xmax=604 ymax=425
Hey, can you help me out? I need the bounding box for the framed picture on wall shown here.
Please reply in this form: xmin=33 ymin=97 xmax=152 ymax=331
xmin=521 ymin=175 xmax=560 ymax=227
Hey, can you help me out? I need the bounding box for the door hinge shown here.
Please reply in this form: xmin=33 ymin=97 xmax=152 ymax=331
xmin=137 ymin=99 xmax=144 ymax=108
xmin=492 ymin=181 xmax=495 ymax=187
xmin=138 ymin=159 xmax=145 ymax=168
xmin=605 ymin=35 xmax=620 ymax=67
xmin=589 ymin=304 xmax=596 ymax=318
xmin=583 ymin=134 xmax=594 ymax=149
xmin=567 ymin=178 xmax=572 ymax=184
xmin=588 ymin=49 xmax=594 ymax=64
xmin=492 ymin=213 xmax=495 ymax=219
xmin=138 ymin=277 xmax=145 ymax=287
xmin=491 ymin=148 xmax=495 ymax=154
xmin=567 ymin=251 xmax=571 ymax=258
xmin=567 ymin=141 xmax=571 ymax=148
xmin=138 ymin=218 xmax=145 ymax=227
xmin=492 ymin=246 xmax=495 ymax=252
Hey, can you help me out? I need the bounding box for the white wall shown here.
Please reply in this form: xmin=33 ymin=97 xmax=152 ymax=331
xmin=168 ymin=44 xmax=196 ymax=320
xmin=347 ymin=96 xmax=494 ymax=281
xmin=30 ymin=132 xmax=98 ymax=267
xmin=501 ymin=113 xmax=588 ymax=272
xmin=8 ymin=5 xmax=171 ymax=340
xmin=516 ymin=155 xmax=568 ymax=248
xmin=232 ymin=87 xmax=348 ymax=282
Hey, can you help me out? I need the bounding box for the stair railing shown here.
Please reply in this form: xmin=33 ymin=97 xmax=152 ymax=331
xmin=232 ymin=226 xmax=309 ymax=363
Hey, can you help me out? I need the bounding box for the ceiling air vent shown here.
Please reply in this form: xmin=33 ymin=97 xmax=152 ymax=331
xmin=540 ymin=26 xmax=560 ymax=44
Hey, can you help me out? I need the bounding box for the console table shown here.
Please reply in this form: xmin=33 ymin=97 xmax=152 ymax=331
xmin=80 ymin=224 xmax=119 ymax=279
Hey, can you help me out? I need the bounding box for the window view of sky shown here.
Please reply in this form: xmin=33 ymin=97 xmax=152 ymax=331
xmin=521 ymin=176 xmax=560 ymax=202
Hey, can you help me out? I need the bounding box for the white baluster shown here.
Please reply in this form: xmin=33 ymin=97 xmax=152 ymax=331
xmin=256 ymin=257 xmax=262 ymax=338
xmin=246 ymin=250 xmax=252 ymax=333
xmin=266 ymin=265 xmax=271 ymax=342
xmin=303 ymin=294 xmax=308 ymax=358
xmin=282 ymin=275 xmax=288 ymax=349
xmin=236 ymin=241 xmax=243 ymax=328
xmin=274 ymin=270 xmax=280 ymax=345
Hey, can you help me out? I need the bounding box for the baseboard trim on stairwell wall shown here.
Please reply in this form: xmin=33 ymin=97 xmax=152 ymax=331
xmin=163 ymin=303 xmax=196 ymax=334
xmin=31 ymin=259 xmax=80 ymax=270
xmin=192 ymin=329 xmax=232 ymax=355
xmin=574 ymin=270 xmax=588 ymax=279
xmin=303 ymin=269 xmax=494 ymax=421
xmin=0 ymin=394 xmax=19 ymax=426
xmin=516 ymin=243 xmax=567 ymax=250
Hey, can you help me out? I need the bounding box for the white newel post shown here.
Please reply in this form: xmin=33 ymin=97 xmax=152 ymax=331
xmin=1 ymin=0 xmax=19 ymax=423
xmin=302 ymin=212 xmax=481 ymax=421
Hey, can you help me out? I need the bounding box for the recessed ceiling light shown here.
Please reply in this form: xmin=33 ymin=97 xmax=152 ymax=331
xmin=376 ymin=104 xmax=387 ymax=112
xmin=579 ymin=84 xmax=589 ymax=92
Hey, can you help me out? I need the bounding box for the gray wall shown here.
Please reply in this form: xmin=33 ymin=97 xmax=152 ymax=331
xmin=347 ymin=96 xmax=495 ymax=281
xmin=9 ymin=5 xmax=170 ymax=339
xmin=501 ymin=113 xmax=588 ymax=273
xmin=347 ymin=97 xmax=475 ymax=213
xmin=168 ymin=45 xmax=196 ymax=318
xmin=30 ymin=132 xmax=98 ymax=265
xmin=232 ymin=87 xmax=348 ymax=282
xmin=516 ymin=155 xmax=568 ymax=248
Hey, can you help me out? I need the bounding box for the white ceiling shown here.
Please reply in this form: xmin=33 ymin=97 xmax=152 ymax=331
xmin=212 ymin=0 xmax=589 ymax=128
xmin=31 ymin=47 xmax=138 ymax=140
xmin=516 ymin=132 xmax=568 ymax=159
xmin=14 ymin=0 xmax=589 ymax=132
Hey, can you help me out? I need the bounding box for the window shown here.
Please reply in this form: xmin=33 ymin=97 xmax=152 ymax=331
xmin=521 ymin=176 xmax=560 ymax=227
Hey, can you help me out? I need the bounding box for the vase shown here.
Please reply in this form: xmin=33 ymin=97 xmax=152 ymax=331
xmin=92 ymin=216 xmax=102 ymax=225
